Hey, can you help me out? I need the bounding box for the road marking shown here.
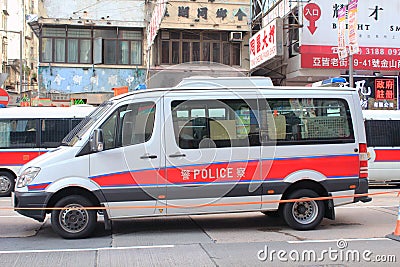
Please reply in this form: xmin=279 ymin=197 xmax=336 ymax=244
xmin=0 ymin=215 xmax=22 ymax=218
xmin=0 ymin=245 xmax=176 ymax=254
xmin=288 ymin=237 xmax=388 ymax=244
xmin=336 ymin=205 xmax=397 ymax=209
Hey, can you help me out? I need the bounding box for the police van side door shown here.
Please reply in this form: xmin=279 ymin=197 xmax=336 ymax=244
xmin=89 ymin=98 xmax=164 ymax=218
xmin=163 ymin=91 xmax=262 ymax=215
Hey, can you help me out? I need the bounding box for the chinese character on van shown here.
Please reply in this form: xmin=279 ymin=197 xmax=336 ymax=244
xmin=14 ymin=77 xmax=371 ymax=238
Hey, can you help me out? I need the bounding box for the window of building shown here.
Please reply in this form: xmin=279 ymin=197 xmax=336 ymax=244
xmin=160 ymin=31 xmax=241 ymax=66
xmin=40 ymin=26 xmax=142 ymax=65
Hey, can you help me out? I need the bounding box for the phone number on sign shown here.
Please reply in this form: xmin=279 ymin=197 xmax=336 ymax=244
xmin=361 ymin=47 xmax=400 ymax=56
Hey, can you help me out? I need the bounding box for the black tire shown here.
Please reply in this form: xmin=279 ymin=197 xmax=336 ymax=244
xmin=282 ymin=189 xmax=324 ymax=230
xmin=51 ymin=195 xmax=97 ymax=239
xmin=0 ymin=171 xmax=15 ymax=197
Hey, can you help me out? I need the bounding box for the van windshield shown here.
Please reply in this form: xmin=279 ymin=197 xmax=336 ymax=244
xmin=62 ymin=101 xmax=113 ymax=146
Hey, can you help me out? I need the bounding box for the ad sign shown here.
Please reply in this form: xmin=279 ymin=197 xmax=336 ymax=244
xmin=345 ymin=76 xmax=399 ymax=110
xmin=249 ymin=18 xmax=283 ymax=70
xmin=147 ymin=0 xmax=168 ymax=50
xmin=337 ymin=5 xmax=347 ymax=60
xmin=347 ymin=0 xmax=360 ymax=55
xmin=301 ymin=0 xmax=400 ymax=70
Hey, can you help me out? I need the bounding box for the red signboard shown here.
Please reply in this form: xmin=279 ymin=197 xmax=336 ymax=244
xmin=301 ymin=45 xmax=400 ymax=70
xmin=0 ymin=88 xmax=9 ymax=106
xmin=374 ymin=79 xmax=395 ymax=100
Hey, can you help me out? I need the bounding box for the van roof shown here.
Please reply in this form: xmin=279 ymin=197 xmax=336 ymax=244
xmin=362 ymin=109 xmax=400 ymax=120
xmin=110 ymin=77 xmax=357 ymax=101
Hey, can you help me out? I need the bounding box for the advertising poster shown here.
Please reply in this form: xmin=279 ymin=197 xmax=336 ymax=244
xmin=348 ymin=0 xmax=359 ymax=54
xmin=337 ymin=5 xmax=348 ymax=60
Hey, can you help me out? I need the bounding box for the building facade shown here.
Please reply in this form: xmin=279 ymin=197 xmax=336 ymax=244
xmin=20 ymin=0 xmax=252 ymax=104
xmin=147 ymin=0 xmax=251 ymax=88
xmin=29 ymin=0 xmax=147 ymax=104
xmin=1 ymin=0 xmax=38 ymax=98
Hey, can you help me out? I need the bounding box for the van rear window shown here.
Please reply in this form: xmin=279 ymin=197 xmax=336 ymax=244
xmin=260 ymin=98 xmax=355 ymax=145
xmin=365 ymin=120 xmax=400 ymax=147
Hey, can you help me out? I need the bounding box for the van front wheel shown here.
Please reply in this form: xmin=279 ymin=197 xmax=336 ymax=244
xmin=0 ymin=171 xmax=14 ymax=197
xmin=282 ymin=189 xmax=324 ymax=230
xmin=51 ymin=195 xmax=97 ymax=239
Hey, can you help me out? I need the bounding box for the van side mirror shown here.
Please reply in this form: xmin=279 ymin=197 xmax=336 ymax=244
xmin=90 ymin=129 xmax=104 ymax=152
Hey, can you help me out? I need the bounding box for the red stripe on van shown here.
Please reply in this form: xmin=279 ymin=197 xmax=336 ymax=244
xmin=91 ymin=155 xmax=359 ymax=187
xmin=0 ymin=151 xmax=42 ymax=166
xmin=27 ymin=183 xmax=50 ymax=191
xmin=265 ymin=155 xmax=359 ymax=180
xmin=374 ymin=149 xmax=400 ymax=162
xmin=92 ymin=169 xmax=159 ymax=187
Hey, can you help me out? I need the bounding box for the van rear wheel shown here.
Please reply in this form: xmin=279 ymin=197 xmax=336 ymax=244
xmin=282 ymin=189 xmax=324 ymax=230
xmin=51 ymin=195 xmax=97 ymax=239
xmin=0 ymin=171 xmax=14 ymax=197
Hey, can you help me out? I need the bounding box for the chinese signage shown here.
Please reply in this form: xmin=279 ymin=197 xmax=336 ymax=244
xmin=346 ymin=76 xmax=398 ymax=110
xmin=262 ymin=0 xmax=297 ymax=27
xmin=300 ymin=0 xmax=400 ymax=71
xmin=161 ymin=1 xmax=249 ymax=31
xmin=249 ymin=18 xmax=283 ymax=70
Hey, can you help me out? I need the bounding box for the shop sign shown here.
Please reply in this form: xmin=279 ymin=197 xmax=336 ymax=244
xmin=343 ymin=76 xmax=399 ymax=110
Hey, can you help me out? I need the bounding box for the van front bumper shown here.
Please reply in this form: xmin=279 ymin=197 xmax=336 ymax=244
xmin=14 ymin=191 xmax=51 ymax=222
xmin=354 ymin=178 xmax=372 ymax=203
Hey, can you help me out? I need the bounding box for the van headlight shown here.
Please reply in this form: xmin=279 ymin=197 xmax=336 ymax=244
xmin=17 ymin=167 xmax=41 ymax=188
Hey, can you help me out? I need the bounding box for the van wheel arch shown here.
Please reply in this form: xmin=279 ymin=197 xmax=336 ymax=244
xmin=47 ymin=187 xmax=101 ymax=214
xmin=280 ymin=180 xmax=334 ymax=220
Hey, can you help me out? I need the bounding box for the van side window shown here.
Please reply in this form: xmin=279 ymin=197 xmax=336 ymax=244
xmin=40 ymin=119 xmax=72 ymax=148
xmin=0 ymin=119 xmax=37 ymax=148
xmin=365 ymin=120 xmax=400 ymax=147
xmin=99 ymin=101 xmax=156 ymax=150
xmin=100 ymin=110 xmax=119 ymax=150
xmin=121 ymin=102 xmax=156 ymax=146
xmin=171 ymin=99 xmax=259 ymax=149
xmin=259 ymin=98 xmax=354 ymax=145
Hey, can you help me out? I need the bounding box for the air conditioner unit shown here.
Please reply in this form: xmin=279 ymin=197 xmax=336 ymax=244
xmin=289 ymin=42 xmax=300 ymax=56
xmin=230 ymin=32 xmax=243 ymax=42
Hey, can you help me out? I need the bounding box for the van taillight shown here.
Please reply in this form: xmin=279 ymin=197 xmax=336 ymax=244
xmin=359 ymin=143 xmax=368 ymax=178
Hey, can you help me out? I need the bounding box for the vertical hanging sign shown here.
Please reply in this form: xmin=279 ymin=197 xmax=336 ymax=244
xmin=147 ymin=0 xmax=168 ymax=51
xmin=337 ymin=6 xmax=347 ymax=60
xmin=348 ymin=0 xmax=359 ymax=55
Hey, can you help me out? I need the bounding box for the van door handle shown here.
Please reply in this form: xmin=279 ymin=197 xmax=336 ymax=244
xmin=169 ymin=153 xmax=186 ymax=158
xmin=140 ymin=154 xmax=157 ymax=159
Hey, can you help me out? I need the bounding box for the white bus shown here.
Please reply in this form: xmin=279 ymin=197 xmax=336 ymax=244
xmin=363 ymin=110 xmax=400 ymax=185
xmin=0 ymin=106 xmax=95 ymax=196
xmin=14 ymin=77 xmax=371 ymax=238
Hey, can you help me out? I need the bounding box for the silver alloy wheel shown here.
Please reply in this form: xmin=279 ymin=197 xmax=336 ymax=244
xmin=292 ymin=198 xmax=318 ymax=225
xmin=0 ymin=175 xmax=11 ymax=193
xmin=59 ymin=204 xmax=89 ymax=233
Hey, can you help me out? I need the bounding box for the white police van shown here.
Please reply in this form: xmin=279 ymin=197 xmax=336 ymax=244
xmin=363 ymin=109 xmax=400 ymax=185
xmin=14 ymin=77 xmax=371 ymax=238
